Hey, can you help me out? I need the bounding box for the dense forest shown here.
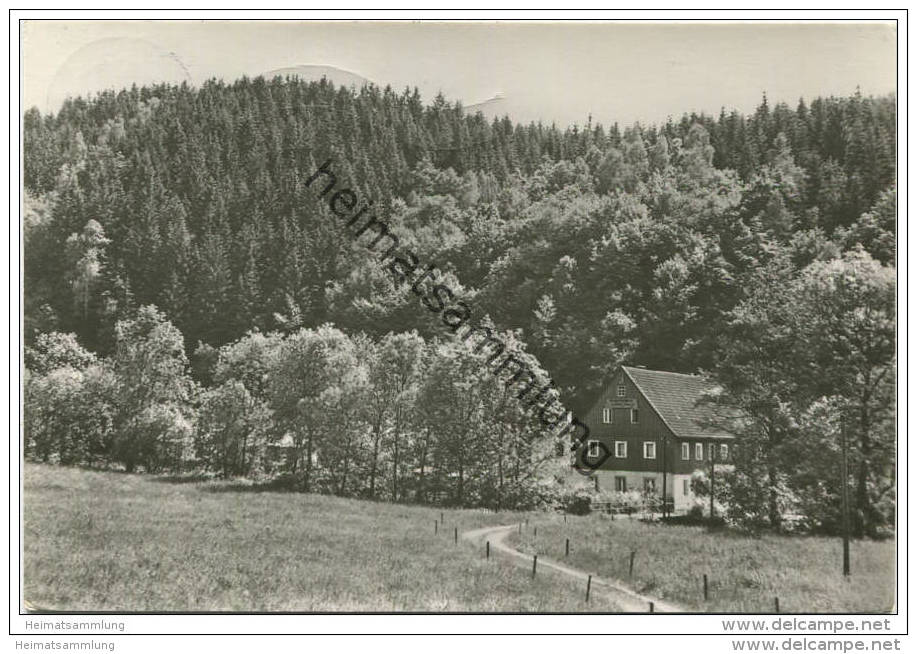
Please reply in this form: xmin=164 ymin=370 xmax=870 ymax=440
xmin=23 ymin=77 xmax=896 ymax=534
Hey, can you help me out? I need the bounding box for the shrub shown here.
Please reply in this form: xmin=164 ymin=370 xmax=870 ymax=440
xmin=195 ymin=381 xmax=270 ymax=478
xmin=24 ymin=362 xmax=116 ymax=466
xmin=558 ymin=485 xmax=594 ymax=515
xmin=477 ymin=479 xmax=558 ymax=511
xmin=596 ymin=489 xmax=645 ymax=514
xmin=115 ymin=404 xmax=192 ymax=474
xmin=690 ymin=469 xmax=731 ymax=518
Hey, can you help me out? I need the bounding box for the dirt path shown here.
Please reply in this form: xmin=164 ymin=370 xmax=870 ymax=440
xmin=461 ymin=524 xmax=685 ymax=613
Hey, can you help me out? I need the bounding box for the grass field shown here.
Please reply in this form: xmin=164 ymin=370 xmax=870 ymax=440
xmin=22 ymin=464 xmax=896 ymax=613
xmin=22 ymin=463 xmax=618 ymax=612
xmin=510 ymin=513 xmax=896 ymax=613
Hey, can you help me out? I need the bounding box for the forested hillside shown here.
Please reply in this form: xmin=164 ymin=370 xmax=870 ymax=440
xmin=23 ymin=77 xmax=896 ymax=530
xmin=24 ymin=78 xmax=894 ymax=396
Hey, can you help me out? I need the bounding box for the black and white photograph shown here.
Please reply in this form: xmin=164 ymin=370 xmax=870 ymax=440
xmin=11 ymin=12 xmax=906 ymax=644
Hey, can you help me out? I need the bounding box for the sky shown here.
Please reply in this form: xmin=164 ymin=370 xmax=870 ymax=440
xmin=21 ymin=21 xmax=897 ymax=127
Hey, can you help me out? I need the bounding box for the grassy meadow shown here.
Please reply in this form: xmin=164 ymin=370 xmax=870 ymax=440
xmin=511 ymin=513 xmax=896 ymax=613
xmin=22 ymin=463 xmax=617 ymax=612
xmin=22 ymin=463 xmax=896 ymax=613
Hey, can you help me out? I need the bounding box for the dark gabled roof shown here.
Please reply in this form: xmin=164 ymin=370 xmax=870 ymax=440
xmin=622 ymin=366 xmax=735 ymax=441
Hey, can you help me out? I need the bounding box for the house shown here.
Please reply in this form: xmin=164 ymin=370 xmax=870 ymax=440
xmin=577 ymin=365 xmax=735 ymax=513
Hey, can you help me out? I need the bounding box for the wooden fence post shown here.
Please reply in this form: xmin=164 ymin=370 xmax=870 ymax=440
xmin=454 ymin=527 xmax=458 ymax=544
xmin=434 ymin=519 xmax=438 ymax=534
xmin=565 ymin=538 xmax=570 ymax=557
xmin=703 ymin=574 xmax=709 ymax=601
xmin=486 ymin=541 xmax=490 ymax=559
xmin=532 ymin=555 xmax=538 ymax=578
xmin=534 ymin=526 xmax=537 ymax=538
xmin=629 ymin=550 xmax=636 ymax=577
xmin=586 ymin=575 xmax=592 ymax=603
xmin=649 ymin=601 xmax=655 ymax=613
xmin=774 ymin=597 xmax=780 ymax=613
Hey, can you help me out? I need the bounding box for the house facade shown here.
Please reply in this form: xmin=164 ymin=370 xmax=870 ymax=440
xmin=577 ymin=366 xmax=735 ymax=513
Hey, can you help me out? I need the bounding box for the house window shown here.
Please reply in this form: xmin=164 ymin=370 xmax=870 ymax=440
xmin=644 ymin=478 xmax=656 ymax=493
xmin=720 ymin=444 xmax=729 ymax=460
xmin=631 ymin=408 xmax=639 ymax=423
xmin=615 ymin=441 xmax=627 ymax=458
xmin=643 ymin=441 xmax=656 ymax=459
xmin=681 ymin=443 xmax=690 ymax=460
xmin=695 ymin=443 xmax=704 ymax=460
xmin=617 ymin=384 xmax=626 ymax=398
xmin=615 ymin=476 xmax=627 ymax=492
xmin=602 ymin=408 xmax=611 ymax=424
xmin=683 ymin=479 xmax=690 ymax=495
xmin=587 ymin=440 xmax=601 ymax=458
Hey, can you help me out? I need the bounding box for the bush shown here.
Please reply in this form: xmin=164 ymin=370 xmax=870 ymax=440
xmin=483 ymin=479 xmax=558 ymax=511
xmin=690 ymin=468 xmax=731 ymax=519
xmin=114 ymin=404 xmax=192 ymax=473
xmin=595 ymin=489 xmax=646 ymax=514
xmin=24 ymin=362 xmax=116 ymax=467
xmin=195 ymin=381 xmax=269 ymax=478
xmin=558 ymin=485 xmax=594 ymax=515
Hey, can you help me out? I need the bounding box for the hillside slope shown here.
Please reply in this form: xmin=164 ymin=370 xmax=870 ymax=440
xmin=22 ymin=463 xmax=616 ymax=611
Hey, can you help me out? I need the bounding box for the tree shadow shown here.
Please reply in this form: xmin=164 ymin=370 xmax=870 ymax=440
xmin=148 ymin=473 xmax=216 ymax=485
xmin=196 ymin=475 xmax=304 ymax=494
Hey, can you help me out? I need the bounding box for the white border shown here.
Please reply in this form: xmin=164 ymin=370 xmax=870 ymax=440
xmin=7 ymin=6 xmax=909 ymax=644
